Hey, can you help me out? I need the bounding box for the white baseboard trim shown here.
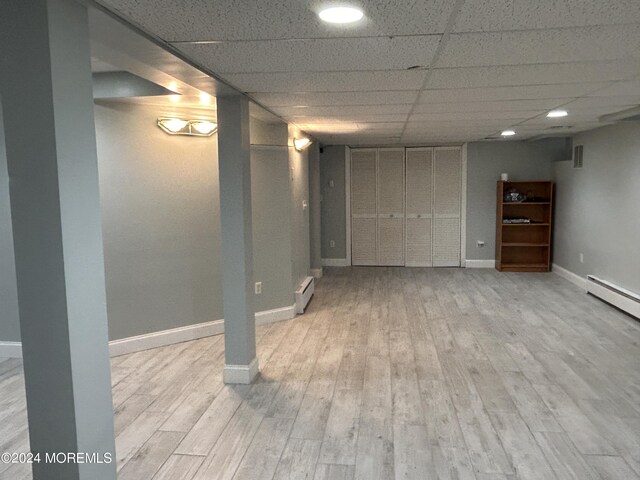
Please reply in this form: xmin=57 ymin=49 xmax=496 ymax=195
xmin=255 ymin=304 xmax=296 ymax=326
xmin=552 ymin=263 xmax=587 ymax=290
xmin=224 ymin=357 xmax=260 ymax=384
xmin=322 ymin=258 xmax=349 ymax=267
xmin=0 ymin=304 xmax=298 ymax=359
xmin=108 ymin=319 xmax=225 ymax=357
xmin=0 ymin=342 xmax=23 ymax=359
xmin=465 ymin=259 xmax=496 ymax=268
xmin=310 ymin=268 xmax=323 ymax=279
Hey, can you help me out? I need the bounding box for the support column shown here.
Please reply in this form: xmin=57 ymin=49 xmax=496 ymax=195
xmin=0 ymin=1 xmax=116 ymax=479
xmin=217 ymin=95 xmax=259 ymax=384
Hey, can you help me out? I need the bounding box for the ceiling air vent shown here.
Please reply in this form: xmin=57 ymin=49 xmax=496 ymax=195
xmin=573 ymin=145 xmax=584 ymax=169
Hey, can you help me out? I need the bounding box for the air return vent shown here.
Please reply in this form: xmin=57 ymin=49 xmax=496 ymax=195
xmin=573 ymin=145 xmax=584 ymax=169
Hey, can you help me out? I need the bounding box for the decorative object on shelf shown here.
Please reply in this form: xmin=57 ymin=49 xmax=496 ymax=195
xmin=504 ymin=188 xmax=526 ymax=202
xmin=500 ymin=173 xmax=509 ymax=181
xmin=496 ymin=181 xmax=554 ymax=272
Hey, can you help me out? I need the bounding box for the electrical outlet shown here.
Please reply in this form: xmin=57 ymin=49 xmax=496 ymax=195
xmin=255 ymin=282 xmax=262 ymax=295
xmin=579 ymin=253 xmax=584 ymax=264
xmin=303 ymin=200 xmax=308 ymax=210
xmin=330 ymin=240 xmax=335 ymax=248
xmin=329 ymin=179 xmax=335 ymax=188
xmin=476 ymin=240 xmax=485 ymax=248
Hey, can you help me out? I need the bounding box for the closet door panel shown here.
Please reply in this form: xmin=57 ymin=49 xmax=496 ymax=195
xmin=406 ymin=217 xmax=432 ymax=267
xmin=351 ymin=149 xmax=378 ymax=266
xmin=377 ymin=148 xmax=405 ymax=266
xmin=351 ymin=149 xmax=377 ymax=215
xmin=378 ymin=217 xmax=404 ymax=266
xmin=433 ymin=147 xmax=461 ymax=267
xmin=352 ymin=217 xmax=377 ymax=265
xmin=433 ymin=218 xmax=460 ymax=267
xmin=405 ymin=148 xmax=433 ymax=267
xmin=377 ymin=149 xmax=404 ymax=214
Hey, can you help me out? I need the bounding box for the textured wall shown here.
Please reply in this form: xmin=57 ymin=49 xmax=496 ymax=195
xmin=288 ymin=125 xmax=311 ymax=288
xmin=319 ymin=145 xmax=347 ymax=259
xmin=466 ymin=141 xmax=561 ymax=260
xmin=0 ymin=101 xmax=21 ymax=342
xmin=553 ymin=123 xmax=640 ymax=292
xmin=95 ymin=102 xmax=223 ymax=340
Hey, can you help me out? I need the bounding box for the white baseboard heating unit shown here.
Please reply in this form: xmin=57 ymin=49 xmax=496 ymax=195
xmin=586 ymin=275 xmax=640 ymax=319
xmin=295 ymin=276 xmax=315 ymax=314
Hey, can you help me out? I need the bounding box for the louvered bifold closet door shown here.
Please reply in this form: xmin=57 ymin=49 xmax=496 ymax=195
xmin=377 ymin=148 xmax=405 ymax=266
xmin=433 ymin=147 xmax=462 ymax=267
xmin=405 ymin=148 xmax=433 ymax=267
xmin=351 ymin=149 xmax=378 ymax=266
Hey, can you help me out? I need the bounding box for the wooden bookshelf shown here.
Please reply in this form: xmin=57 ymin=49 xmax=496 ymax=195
xmin=496 ymin=181 xmax=554 ymax=272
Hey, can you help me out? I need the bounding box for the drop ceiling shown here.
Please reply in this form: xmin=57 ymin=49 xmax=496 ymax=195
xmin=97 ymin=0 xmax=640 ymax=144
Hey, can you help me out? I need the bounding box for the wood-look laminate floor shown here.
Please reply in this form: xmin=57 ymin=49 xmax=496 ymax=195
xmin=2 ymin=267 xmax=640 ymax=480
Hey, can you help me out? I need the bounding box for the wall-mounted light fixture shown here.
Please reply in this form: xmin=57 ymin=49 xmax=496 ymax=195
xmin=157 ymin=118 xmax=218 ymax=137
xmin=294 ymin=137 xmax=312 ymax=151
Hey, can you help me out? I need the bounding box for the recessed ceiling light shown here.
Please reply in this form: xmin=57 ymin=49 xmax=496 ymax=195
xmin=501 ymin=129 xmax=516 ymax=137
xmin=319 ymin=6 xmax=364 ymax=24
xmin=547 ymin=109 xmax=568 ymax=118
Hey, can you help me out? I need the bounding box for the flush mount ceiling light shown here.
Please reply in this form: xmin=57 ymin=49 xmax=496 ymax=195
xmin=294 ymin=137 xmax=312 ymax=151
xmin=318 ymin=6 xmax=364 ymax=24
xmin=547 ymin=109 xmax=568 ymax=118
xmin=501 ymin=129 xmax=516 ymax=137
xmin=157 ymin=118 xmax=217 ymax=137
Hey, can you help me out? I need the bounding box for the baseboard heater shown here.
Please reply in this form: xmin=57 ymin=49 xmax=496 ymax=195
xmin=295 ymin=276 xmax=315 ymax=314
xmin=586 ymin=275 xmax=640 ymax=319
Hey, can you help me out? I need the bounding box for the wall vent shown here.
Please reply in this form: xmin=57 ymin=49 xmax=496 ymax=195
xmin=573 ymin=145 xmax=584 ymax=169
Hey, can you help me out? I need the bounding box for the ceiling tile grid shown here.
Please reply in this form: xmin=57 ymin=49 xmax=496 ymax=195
xmin=178 ymin=36 xmax=441 ymax=74
xmin=99 ymin=0 xmax=640 ymax=144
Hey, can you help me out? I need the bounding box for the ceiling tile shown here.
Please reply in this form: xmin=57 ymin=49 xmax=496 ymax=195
xmin=101 ymin=0 xmax=455 ymax=42
xmin=222 ymin=70 xmax=427 ymax=93
xmin=177 ymin=36 xmax=440 ymax=74
xmin=586 ymin=80 xmax=640 ymax=97
xmin=408 ymin=111 xmax=539 ymax=122
xmin=250 ymin=91 xmax=419 ymax=107
xmin=413 ymin=98 xmax=573 ymax=113
xmin=438 ymin=25 xmax=640 ymax=68
xmin=562 ymin=95 xmax=640 ymax=109
xmin=454 ymin=0 xmax=640 ymax=32
xmin=288 ymin=113 xmax=408 ymax=123
xmin=427 ymin=61 xmax=640 ymax=89
xmin=418 ymin=84 xmax=609 ymax=103
xmin=274 ymin=104 xmax=412 ymax=117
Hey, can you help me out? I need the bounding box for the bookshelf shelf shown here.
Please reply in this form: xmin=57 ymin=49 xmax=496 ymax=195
xmin=496 ymin=181 xmax=554 ymax=272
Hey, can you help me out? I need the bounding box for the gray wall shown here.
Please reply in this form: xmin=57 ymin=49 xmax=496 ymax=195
xmin=553 ymin=123 xmax=640 ymax=292
xmin=466 ymin=141 xmax=563 ymax=260
xmin=320 ymin=145 xmax=347 ymax=259
xmin=250 ymin=143 xmax=295 ymax=311
xmin=95 ymin=102 xmax=223 ymax=340
xmin=1 ymin=101 xmax=311 ymax=343
xmin=308 ymin=142 xmax=322 ymax=270
xmin=318 ymin=142 xmax=567 ymax=264
xmin=289 ymin=125 xmax=311 ymax=288
xmin=0 ymin=101 xmax=21 ymax=342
